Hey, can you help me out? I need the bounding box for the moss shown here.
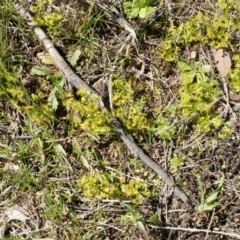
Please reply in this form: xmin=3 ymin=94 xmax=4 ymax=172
xmin=229 ymin=54 xmax=240 ymax=93
xmin=64 ymin=90 xmax=111 ymax=134
xmin=170 ymin=154 xmax=184 ymax=169
xmin=157 ymin=0 xmax=240 ymax=135
xmin=79 ymin=173 xmax=153 ymax=204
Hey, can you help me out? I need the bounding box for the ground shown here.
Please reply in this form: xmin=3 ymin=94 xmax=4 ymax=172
xmin=1 ymin=0 xmax=240 ymax=239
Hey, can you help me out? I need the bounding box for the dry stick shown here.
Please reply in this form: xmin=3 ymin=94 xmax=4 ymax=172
xmin=151 ymin=226 xmax=240 ymax=239
xmin=204 ymin=210 xmax=215 ymax=240
xmin=15 ymin=4 xmax=188 ymax=202
xmin=221 ymin=76 xmax=237 ymax=121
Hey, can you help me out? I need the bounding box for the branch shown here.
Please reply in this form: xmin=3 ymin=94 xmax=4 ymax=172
xmin=15 ymin=4 xmax=188 ymax=202
xmin=152 ymin=226 xmax=240 ymax=239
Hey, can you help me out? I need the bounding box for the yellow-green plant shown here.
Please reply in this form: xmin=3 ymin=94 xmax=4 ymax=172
xmin=170 ymin=154 xmax=184 ymax=169
xmin=64 ymin=89 xmax=111 ymax=134
xmin=157 ymin=0 xmax=240 ymax=137
xmin=121 ymin=203 xmax=148 ymax=237
xmin=123 ymin=0 xmax=158 ymax=19
xmin=178 ymin=60 xmax=223 ymax=132
xmin=112 ymin=77 xmax=175 ymax=139
xmin=229 ymin=54 xmax=240 ymax=93
xmin=30 ymin=1 xmax=64 ymax=37
xmin=197 ymin=173 xmax=225 ymax=212
xmin=160 ymin=0 xmax=240 ymax=62
xmin=79 ymin=173 xmax=152 ymax=204
xmin=31 ymin=65 xmax=65 ymax=111
xmin=112 ymin=78 xmax=149 ymax=133
xmin=0 ymin=63 xmax=54 ymax=125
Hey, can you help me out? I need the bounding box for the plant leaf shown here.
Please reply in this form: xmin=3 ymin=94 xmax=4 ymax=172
xmin=37 ymin=52 xmax=55 ymax=65
xmin=213 ymin=49 xmax=231 ymax=76
xmin=139 ymin=6 xmax=155 ymax=18
xmin=130 ymin=8 xmax=140 ymax=18
xmin=197 ymin=173 xmax=225 ymax=212
xmin=182 ymin=72 xmax=196 ymax=84
xmin=178 ymin=61 xmax=193 ymax=72
xmin=198 ymin=200 xmax=222 ymax=212
xmin=31 ymin=65 xmax=51 ymax=76
xmin=47 ymin=78 xmax=64 ymax=111
xmin=80 ymin=155 xmax=93 ymax=172
xmin=134 ymin=0 xmax=145 ymax=8
xmin=123 ymin=1 xmax=133 ymax=8
xmin=205 ymin=173 xmax=225 ymax=204
xmin=47 ymin=90 xmax=58 ymax=111
xmin=55 ymin=143 xmax=67 ymax=159
xmin=200 ymin=64 xmax=212 ymax=73
xmin=70 ymin=49 xmax=81 ymax=67
xmin=196 ymin=174 xmax=205 ymax=203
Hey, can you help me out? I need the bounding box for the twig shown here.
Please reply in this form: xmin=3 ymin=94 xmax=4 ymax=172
xmin=150 ymin=226 xmax=240 ymax=239
xmin=164 ymin=0 xmax=174 ymax=26
xmin=111 ymin=119 xmax=188 ymax=202
xmin=216 ymin=196 xmax=238 ymax=214
xmin=221 ymin=76 xmax=237 ymax=121
xmin=205 ymin=210 xmax=215 ymax=240
xmin=15 ymin=4 xmax=188 ymax=202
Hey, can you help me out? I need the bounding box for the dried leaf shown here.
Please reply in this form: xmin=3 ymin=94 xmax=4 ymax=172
xmin=229 ymin=90 xmax=240 ymax=101
xmin=93 ymin=77 xmax=108 ymax=98
xmin=3 ymin=162 xmax=20 ymax=172
xmin=213 ymin=49 xmax=231 ymax=77
xmin=5 ymin=206 xmax=30 ymax=222
xmin=190 ymin=50 xmax=197 ymax=59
